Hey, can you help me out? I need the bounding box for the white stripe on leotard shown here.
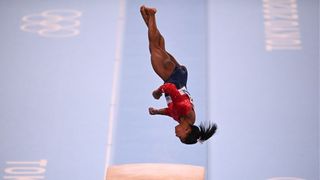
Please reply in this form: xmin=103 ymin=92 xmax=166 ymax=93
xmin=165 ymin=86 xmax=194 ymax=104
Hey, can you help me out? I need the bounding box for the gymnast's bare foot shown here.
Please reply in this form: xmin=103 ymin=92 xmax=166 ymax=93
xmin=140 ymin=5 xmax=149 ymax=26
xmin=144 ymin=6 xmax=157 ymax=15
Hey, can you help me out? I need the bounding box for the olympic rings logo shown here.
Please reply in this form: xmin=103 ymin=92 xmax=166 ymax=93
xmin=21 ymin=9 xmax=82 ymax=38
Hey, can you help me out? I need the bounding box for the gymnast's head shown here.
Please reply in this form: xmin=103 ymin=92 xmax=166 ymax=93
xmin=175 ymin=122 xmax=217 ymax=145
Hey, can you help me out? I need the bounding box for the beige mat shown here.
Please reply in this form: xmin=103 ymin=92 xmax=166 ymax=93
xmin=106 ymin=163 xmax=205 ymax=180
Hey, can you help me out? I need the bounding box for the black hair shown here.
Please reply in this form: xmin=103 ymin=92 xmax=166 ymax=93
xmin=182 ymin=122 xmax=217 ymax=145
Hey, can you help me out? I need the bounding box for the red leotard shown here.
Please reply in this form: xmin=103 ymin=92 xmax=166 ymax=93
xmin=157 ymin=83 xmax=193 ymax=122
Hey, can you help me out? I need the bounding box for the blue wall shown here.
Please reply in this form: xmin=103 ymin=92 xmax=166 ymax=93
xmin=0 ymin=1 xmax=119 ymax=179
xmin=208 ymin=0 xmax=319 ymax=179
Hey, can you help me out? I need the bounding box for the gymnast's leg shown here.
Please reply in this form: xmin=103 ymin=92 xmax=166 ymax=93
xmin=140 ymin=6 xmax=180 ymax=67
xmin=141 ymin=6 xmax=177 ymax=81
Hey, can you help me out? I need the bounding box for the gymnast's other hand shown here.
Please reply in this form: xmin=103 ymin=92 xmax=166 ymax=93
xmin=149 ymin=107 xmax=158 ymax=115
xmin=152 ymin=89 xmax=162 ymax=99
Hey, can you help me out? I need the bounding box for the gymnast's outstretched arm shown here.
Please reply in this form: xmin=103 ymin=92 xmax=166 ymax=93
xmin=149 ymin=107 xmax=168 ymax=116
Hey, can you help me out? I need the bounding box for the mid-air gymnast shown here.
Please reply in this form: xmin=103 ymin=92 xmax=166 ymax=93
xmin=140 ymin=5 xmax=217 ymax=145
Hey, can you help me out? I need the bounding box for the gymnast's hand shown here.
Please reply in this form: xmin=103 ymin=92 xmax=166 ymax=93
xmin=149 ymin=107 xmax=158 ymax=115
xmin=152 ymin=89 xmax=162 ymax=99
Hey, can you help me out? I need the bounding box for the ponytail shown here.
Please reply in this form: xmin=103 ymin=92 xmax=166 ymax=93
xmin=182 ymin=122 xmax=217 ymax=145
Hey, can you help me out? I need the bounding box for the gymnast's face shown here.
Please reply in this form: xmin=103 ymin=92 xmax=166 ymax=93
xmin=175 ymin=124 xmax=191 ymax=141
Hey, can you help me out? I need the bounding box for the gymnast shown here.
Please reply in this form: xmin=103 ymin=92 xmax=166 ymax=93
xmin=140 ymin=5 xmax=217 ymax=145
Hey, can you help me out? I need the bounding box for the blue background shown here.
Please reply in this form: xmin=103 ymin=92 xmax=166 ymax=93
xmin=0 ymin=0 xmax=318 ymax=180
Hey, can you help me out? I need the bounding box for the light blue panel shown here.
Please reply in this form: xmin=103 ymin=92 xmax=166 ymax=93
xmin=112 ymin=0 xmax=209 ymax=167
xmin=208 ymin=0 xmax=318 ymax=180
xmin=0 ymin=0 xmax=119 ymax=179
